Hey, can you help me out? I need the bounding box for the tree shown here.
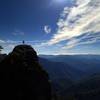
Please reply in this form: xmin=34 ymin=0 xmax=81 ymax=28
xmin=0 ymin=46 xmax=3 ymax=54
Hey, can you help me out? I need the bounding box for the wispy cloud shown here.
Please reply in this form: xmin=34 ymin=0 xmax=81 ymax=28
xmin=12 ymin=30 xmax=25 ymax=36
xmin=0 ymin=40 xmax=5 ymax=43
xmin=44 ymin=25 xmax=51 ymax=34
xmin=0 ymin=39 xmax=48 ymax=54
xmin=45 ymin=0 xmax=100 ymax=49
xmin=62 ymin=32 xmax=100 ymax=49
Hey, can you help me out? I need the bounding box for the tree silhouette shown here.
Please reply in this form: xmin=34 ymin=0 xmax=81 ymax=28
xmin=0 ymin=46 xmax=3 ymax=54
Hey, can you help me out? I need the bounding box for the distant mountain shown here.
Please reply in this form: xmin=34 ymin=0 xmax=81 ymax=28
xmin=39 ymin=58 xmax=85 ymax=92
xmin=39 ymin=55 xmax=100 ymax=98
xmin=39 ymin=55 xmax=100 ymax=74
xmin=39 ymin=58 xmax=84 ymax=80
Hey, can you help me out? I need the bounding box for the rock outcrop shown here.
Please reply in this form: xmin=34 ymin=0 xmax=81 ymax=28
xmin=0 ymin=54 xmax=7 ymax=62
xmin=0 ymin=45 xmax=51 ymax=100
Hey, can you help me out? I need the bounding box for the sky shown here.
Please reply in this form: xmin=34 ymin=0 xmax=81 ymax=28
xmin=0 ymin=0 xmax=100 ymax=55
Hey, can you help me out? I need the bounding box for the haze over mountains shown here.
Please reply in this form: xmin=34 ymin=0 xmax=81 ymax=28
xmin=40 ymin=55 xmax=100 ymax=74
xmin=39 ymin=55 xmax=100 ymax=99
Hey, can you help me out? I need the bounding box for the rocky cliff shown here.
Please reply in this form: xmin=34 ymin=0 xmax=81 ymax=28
xmin=0 ymin=45 xmax=51 ymax=100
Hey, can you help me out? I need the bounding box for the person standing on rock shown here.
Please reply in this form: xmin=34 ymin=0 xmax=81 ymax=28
xmin=0 ymin=44 xmax=51 ymax=100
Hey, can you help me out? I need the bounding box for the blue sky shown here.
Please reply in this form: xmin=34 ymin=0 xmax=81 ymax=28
xmin=0 ymin=0 xmax=100 ymax=55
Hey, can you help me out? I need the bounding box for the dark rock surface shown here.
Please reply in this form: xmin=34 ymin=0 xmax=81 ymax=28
xmin=0 ymin=45 xmax=51 ymax=100
xmin=0 ymin=54 xmax=7 ymax=62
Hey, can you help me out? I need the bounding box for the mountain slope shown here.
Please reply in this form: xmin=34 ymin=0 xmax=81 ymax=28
xmin=62 ymin=74 xmax=100 ymax=100
xmin=39 ymin=58 xmax=85 ymax=92
xmin=39 ymin=55 xmax=100 ymax=74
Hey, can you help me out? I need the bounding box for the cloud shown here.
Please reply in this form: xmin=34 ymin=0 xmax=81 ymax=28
xmin=44 ymin=25 xmax=51 ymax=34
xmin=45 ymin=0 xmax=100 ymax=49
xmin=0 ymin=39 xmax=49 ymax=54
xmin=0 ymin=40 xmax=5 ymax=43
xmin=12 ymin=30 xmax=25 ymax=36
xmin=0 ymin=40 xmax=19 ymax=54
xmin=62 ymin=32 xmax=100 ymax=49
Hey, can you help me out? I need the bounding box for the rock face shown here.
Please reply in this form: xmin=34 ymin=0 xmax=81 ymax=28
xmin=0 ymin=45 xmax=51 ymax=100
xmin=0 ymin=54 xmax=7 ymax=62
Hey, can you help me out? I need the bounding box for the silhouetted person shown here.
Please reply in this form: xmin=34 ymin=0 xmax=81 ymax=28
xmin=0 ymin=45 xmax=51 ymax=100
xmin=22 ymin=40 xmax=25 ymax=44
